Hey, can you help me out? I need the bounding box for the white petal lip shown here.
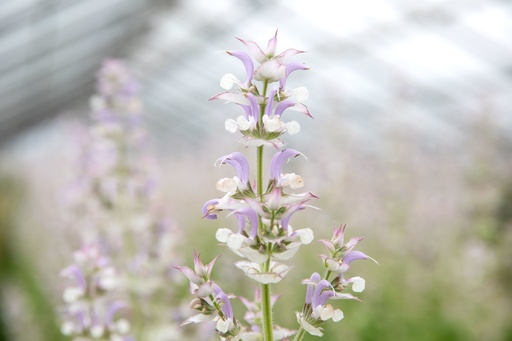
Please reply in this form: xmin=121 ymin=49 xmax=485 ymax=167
xmin=179 ymin=313 xmax=215 ymax=327
xmin=220 ymin=73 xmax=241 ymax=90
xmin=349 ymin=276 xmax=366 ymax=292
xmin=225 ymin=119 xmax=238 ymax=133
xmin=234 ymin=261 xmax=291 ymax=284
xmin=216 ymin=228 xmax=232 ymax=243
xmin=300 ymin=317 xmax=323 ymax=336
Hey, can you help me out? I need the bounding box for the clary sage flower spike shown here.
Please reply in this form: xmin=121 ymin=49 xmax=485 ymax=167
xmin=177 ymin=31 xmax=375 ymax=341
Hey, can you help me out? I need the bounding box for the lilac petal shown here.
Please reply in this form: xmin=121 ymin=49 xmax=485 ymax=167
xmin=266 ymin=30 xmax=278 ymax=57
xmin=289 ymin=103 xmax=313 ymax=118
xmin=266 ymin=187 xmax=282 ymax=211
xmin=244 ymin=198 xmax=267 ymax=218
xmin=236 ymin=37 xmax=267 ymax=63
xmin=216 ymin=152 xmax=250 ymax=184
xmin=210 ymin=92 xmax=250 ymax=105
xmin=269 ymin=149 xmax=303 ymax=180
xmin=317 ymin=290 xmax=336 ymax=308
xmin=343 ymin=251 xmax=370 ymax=264
xmin=306 ymin=272 xmax=321 ymax=304
xmin=227 ymin=50 xmax=254 ymax=85
xmin=235 ymin=213 xmax=246 ymax=234
xmin=344 ymin=237 xmax=365 ymax=252
xmin=274 ymin=100 xmax=296 ymax=117
xmin=205 ymin=255 xmax=221 ymax=279
xmin=237 ymin=103 xmax=252 ymax=120
xmin=202 ymin=199 xmax=219 ymax=219
xmin=265 ymin=89 xmax=277 ymax=117
xmin=313 ymin=280 xmax=334 ymax=307
xmin=280 ymin=204 xmax=306 ymax=232
xmin=280 ymin=61 xmax=309 ymax=88
xmin=246 ymin=93 xmax=260 ymax=121
xmin=173 ymin=265 xmax=202 ymax=285
xmin=318 ymin=240 xmax=336 ymax=253
xmin=193 ymin=250 xmax=204 ymax=276
xmin=235 ymin=207 xmax=260 ymax=239
xmin=214 ymin=285 xmax=234 ymax=319
xmin=332 ymin=224 xmax=346 ymax=246
xmin=60 ymin=265 xmax=86 ymax=290
xmin=275 ymin=101 xmax=312 ymax=119
xmin=274 ymin=48 xmax=305 ymax=63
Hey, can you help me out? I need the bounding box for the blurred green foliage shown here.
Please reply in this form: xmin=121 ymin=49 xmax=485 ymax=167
xmin=0 ymin=174 xmax=65 ymax=341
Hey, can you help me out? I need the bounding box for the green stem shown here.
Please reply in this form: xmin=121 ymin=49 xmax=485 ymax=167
xmin=257 ymin=146 xmax=264 ymax=196
xmin=258 ymin=80 xmax=273 ymax=341
xmin=261 ymin=259 xmax=274 ymax=341
xmin=293 ymin=326 xmax=306 ymax=341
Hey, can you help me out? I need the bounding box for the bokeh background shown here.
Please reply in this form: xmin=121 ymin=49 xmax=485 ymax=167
xmin=1 ymin=0 xmax=512 ymax=340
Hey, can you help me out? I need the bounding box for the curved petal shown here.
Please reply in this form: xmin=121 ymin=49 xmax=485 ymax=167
xmin=313 ymin=280 xmax=334 ymax=307
xmin=274 ymin=48 xmax=305 ymax=63
xmin=236 ymin=37 xmax=267 ymax=63
xmin=202 ymin=199 xmax=220 ymax=219
xmin=60 ymin=265 xmax=86 ymax=290
xmin=279 ymin=61 xmax=309 ymax=88
xmin=246 ymin=93 xmax=260 ymax=121
xmin=216 ymin=152 xmax=250 ymax=184
xmin=227 ymin=50 xmax=254 ymax=85
xmin=305 ymin=272 xmax=321 ymax=304
xmin=343 ymin=251 xmax=370 ymax=264
xmin=274 ymin=100 xmax=296 ymax=117
xmin=210 ymin=92 xmax=250 ymax=105
xmin=265 ymin=89 xmax=277 ymax=117
xmin=214 ymin=285 xmax=234 ymax=320
xmin=234 ymin=207 xmax=259 ymax=239
xmin=269 ymin=149 xmax=304 ymax=180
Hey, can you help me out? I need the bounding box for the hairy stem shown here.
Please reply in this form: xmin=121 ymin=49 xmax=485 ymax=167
xmin=261 ymin=259 xmax=274 ymax=341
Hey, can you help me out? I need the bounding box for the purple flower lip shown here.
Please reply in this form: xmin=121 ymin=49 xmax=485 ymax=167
xmin=269 ymin=148 xmax=305 ymax=181
xmin=215 ymin=152 xmax=250 ymax=184
xmin=202 ymin=199 xmax=220 ymax=220
xmin=226 ymin=50 xmax=254 ymax=86
xmin=280 ymin=61 xmax=309 ymax=88
xmin=214 ymin=284 xmax=234 ymax=320
xmin=305 ymin=272 xmax=321 ymax=304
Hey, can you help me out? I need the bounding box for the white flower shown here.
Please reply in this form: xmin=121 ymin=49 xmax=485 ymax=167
xmin=262 ymin=115 xmax=283 ymax=132
xmin=216 ymin=317 xmax=233 ymax=333
xmin=216 ymin=177 xmax=239 ymax=194
xmin=284 ymin=120 xmax=300 ymax=134
xmin=343 ymin=276 xmax=366 ymax=292
xmin=225 ymin=119 xmax=239 ymax=133
xmin=283 ymin=86 xmax=309 ymax=102
xmin=280 ymin=173 xmax=304 ymax=189
xmin=225 ymin=115 xmax=256 ymax=133
xmin=313 ymin=304 xmax=343 ymax=322
xmin=220 ymin=73 xmax=245 ymax=90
